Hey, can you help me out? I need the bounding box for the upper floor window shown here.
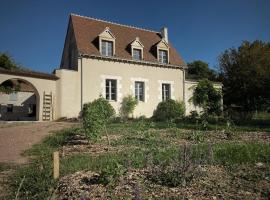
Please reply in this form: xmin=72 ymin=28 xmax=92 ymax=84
xmin=135 ymin=81 xmax=144 ymax=102
xmin=131 ymin=37 xmax=144 ymax=61
xmin=162 ymin=83 xmax=171 ymax=101
xmin=106 ymin=79 xmax=117 ymax=101
xmin=99 ymin=27 xmax=116 ymax=56
xmin=158 ymin=50 xmax=168 ymax=64
xmin=101 ymin=40 xmax=113 ymax=56
xmin=133 ymin=49 xmax=142 ymax=60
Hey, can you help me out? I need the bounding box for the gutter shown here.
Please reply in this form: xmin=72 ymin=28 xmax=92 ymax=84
xmin=79 ymin=53 xmax=188 ymax=70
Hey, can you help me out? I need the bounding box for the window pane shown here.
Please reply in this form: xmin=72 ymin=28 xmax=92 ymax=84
xmin=159 ymin=50 xmax=168 ymax=63
xmin=133 ymin=49 xmax=142 ymax=60
xmin=105 ymin=79 xmax=117 ymax=101
xmin=135 ymin=81 xmax=144 ymax=101
xmin=101 ymin=40 xmax=113 ymax=56
xmin=162 ymin=84 xmax=171 ymax=101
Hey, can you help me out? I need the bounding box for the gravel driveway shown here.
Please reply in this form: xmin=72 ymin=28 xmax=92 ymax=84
xmin=0 ymin=122 xmax=75 ymax=164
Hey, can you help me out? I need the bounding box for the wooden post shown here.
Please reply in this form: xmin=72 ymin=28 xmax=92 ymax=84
xmin=53 ymin=151 xmax=59 ymax=179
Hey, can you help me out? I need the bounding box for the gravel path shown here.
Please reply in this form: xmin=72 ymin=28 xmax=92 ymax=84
xmin=0 ymin=122 xmax=76 ymax=164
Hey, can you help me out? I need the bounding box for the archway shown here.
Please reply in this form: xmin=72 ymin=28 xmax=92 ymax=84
xmin=0 ymin=78 xmax=40 ymax=121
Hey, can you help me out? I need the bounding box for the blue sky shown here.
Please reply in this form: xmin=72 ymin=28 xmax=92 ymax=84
xmin=0 ymin=0 xmax=269 ymax=73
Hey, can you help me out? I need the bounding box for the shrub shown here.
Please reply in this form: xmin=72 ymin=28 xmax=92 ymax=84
xmin=82 ymin=97 xmax=115 ymax=140
xmin=153 ymin=99 xmax=185 ymax=121
xmin=120 ymin=95 xmax=138 ymax=120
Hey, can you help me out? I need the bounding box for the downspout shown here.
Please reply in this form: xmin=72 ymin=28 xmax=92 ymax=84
xmin=80 ymin=55 xmax=83 ymax=113
xmin=183 ymin=68 xmax=186 ymax=115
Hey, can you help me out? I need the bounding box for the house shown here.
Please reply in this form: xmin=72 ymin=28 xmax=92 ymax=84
xmin=0 ymin=14 xmax=222 ymax=121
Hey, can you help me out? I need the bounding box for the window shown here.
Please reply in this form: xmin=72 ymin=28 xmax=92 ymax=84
xmin=135 ymin=81 xmax=144 ymax=101
xmin=133 ymin=48 xmax=142 ymax=60
xmin=162 ymin=84 xmax=171 ymax=101
xmin=106 ymin=79 xmax=117 ymax=101
xmin=7 ymin=104 xmax=13 ymax=113
xmin=101 ymin=40 xmax=113 ymax=56
xmin=158 ymin=50 xmax=168 ymax=63
xmin=9 ymin=92 xmax=18 ymax=101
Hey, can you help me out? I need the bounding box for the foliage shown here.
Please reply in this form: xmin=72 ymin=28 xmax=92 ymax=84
xmin=153 ymin=99 xmax=185 ymax=121
xmin=219 ymin=40 xmax=270 ymax=113
xmin=82 ymin=97 xmax=115 ymax=141
xmin=120 ymin=95 xmax=138 ymax=120
xmin=191 ymin=79 xmax=222 ymax=115
xmin=0 ymin=53 xmax=20 ymax=70
xmin=186 ymin=60 xmax=218 ymax=81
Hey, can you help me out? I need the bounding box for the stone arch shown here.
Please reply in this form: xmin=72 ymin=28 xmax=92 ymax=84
xmin=0 ymin=78 xmax=40 ymax=121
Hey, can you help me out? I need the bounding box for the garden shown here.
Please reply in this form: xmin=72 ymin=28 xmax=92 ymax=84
xmin=3 ymin=91 xmax=270 ymax=200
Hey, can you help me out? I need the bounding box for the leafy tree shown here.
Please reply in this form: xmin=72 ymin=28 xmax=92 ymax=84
xmin=0 ymin=53 xmax=20 ymax=70
xmin=120 ymin=95 xmax=138 ymax=121
xmin=153 ymin=99 xmax=185 ymax=121
xmin=191 ymin=79 xmax=222 ymax=116
xmin=187 ymin=60 xmax=218 ymax=81
xmin=82 ymin=97 xmax=115 ymax=142
xmin=219 ymin=40 xmax=270 ymax=113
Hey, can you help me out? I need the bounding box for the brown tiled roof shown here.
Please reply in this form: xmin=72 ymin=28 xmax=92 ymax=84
xmin=70 ymin=14 xmax=186 ymax=67
xmin=0 ymin=68 xmax=58 ymax=80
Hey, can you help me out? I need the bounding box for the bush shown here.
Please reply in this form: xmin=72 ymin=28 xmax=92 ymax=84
xmin=120 ymin=95 xmax=138 ymax=120
xmin=153 ymin=99 xmax=185 ymax=121
xmin=82 ymin=97 xmax=115 ymax=140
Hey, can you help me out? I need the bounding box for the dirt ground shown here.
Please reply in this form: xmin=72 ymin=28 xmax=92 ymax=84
xmin=0 ymin=122 xmax=76 ymax=164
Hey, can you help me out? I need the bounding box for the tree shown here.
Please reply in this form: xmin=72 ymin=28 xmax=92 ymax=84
xmin=187 ymin=60 xmax=218 ymax=81
xmin=219 ymin=40 xmax=270 ymax=113
xmin=191 ymin=79 xmax=222 ymax=116
xmin=0 ymin=53 xmax=20 ymax=70
xmin=120 ymin=95 xmax=138 ymax=121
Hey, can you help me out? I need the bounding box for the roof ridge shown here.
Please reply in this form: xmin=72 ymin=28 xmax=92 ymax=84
xmin=70 ymin=13 xmax=160 ymax=34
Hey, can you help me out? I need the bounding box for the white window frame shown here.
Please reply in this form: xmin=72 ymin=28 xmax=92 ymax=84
xmin=158 ymin=49 xmax=168 ymax=64
xmin=162 ymin=83 xmax=171 ymax=101
xmin=135 ymin=81 xmax=145 ymax=102
xmin=101 ymin=40 xmax=113 ymax=57
xmin=105 ymin=79 xmax=117 ymax=101
xmin=132 ymin=48 xmax=142 ymax=60
xmin=156 ymin=39 xmax=170 ymax=64
xmin=99 ymin=27 xmax=116 ymax=56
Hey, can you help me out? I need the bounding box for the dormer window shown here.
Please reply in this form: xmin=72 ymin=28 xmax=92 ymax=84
xmin=133 ymin=48 xmax=142 ymax=60
xmin=157 ymin=38 xmax=170 ymax=64
xmin=99 ymin=27 xmax=116 ymax=56
xmin=158 ymin=50 xmax=168 ymax=63
xmin=131 ymin=37 xmax=144 ymax=60
xmin=101 ymin=40 xmax=113 ymax=56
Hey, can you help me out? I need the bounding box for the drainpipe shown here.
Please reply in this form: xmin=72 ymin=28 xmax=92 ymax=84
xmin=79 ymin=54 xmax=83 ymax=113
xmin=183 ymin=68 xmax=186 ymax=115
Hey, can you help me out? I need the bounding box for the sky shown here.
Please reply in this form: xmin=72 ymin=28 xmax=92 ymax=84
xmin=0 ymin=0 xmax=269 ymax=73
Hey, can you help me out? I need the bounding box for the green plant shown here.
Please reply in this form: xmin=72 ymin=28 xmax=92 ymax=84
xmin=190 ymin=79 xmax=222 ymax=116
xmin=82 ymin=97 xmax=115 ymax=141
xmin=120 ymin=95 xmax=138 ymax=120
xmin=153 ymin=99 xmax=185 ymax=121
xmin=188 ymin=131 xmax=205 ymax=143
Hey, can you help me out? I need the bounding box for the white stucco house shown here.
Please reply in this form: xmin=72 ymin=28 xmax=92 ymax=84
xmin=0 ymin=13 xmax=222 ymax=121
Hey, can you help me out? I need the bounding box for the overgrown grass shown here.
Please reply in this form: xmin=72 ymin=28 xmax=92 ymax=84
xmin=8 ymin=127 xmax=79 ymax=200
xmin=7 ymin=120 xmax=270 ymax=199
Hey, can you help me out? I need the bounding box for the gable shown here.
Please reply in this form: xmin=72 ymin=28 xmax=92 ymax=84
xmin=99 ymin=27 xmax=116 ymax=40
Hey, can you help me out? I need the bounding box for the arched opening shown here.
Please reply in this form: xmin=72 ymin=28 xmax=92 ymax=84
xmin=0 ymin=78 xmax=40 ymax=121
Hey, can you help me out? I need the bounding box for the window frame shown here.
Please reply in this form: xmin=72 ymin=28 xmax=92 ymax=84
xmin=101 ymin=40 xmax=114 ymax=57
xmin=132 ymin=48 xmax=142 ymax=60
xmin=162 ymin=83 xmax=171 ymax=101
xmin=158 ymin=49 xmax=168 ymax=64
xmin=105 ymin=79 xmax=117 ymax=101
xmin=134 ymin=81 xmax=145 ymax=102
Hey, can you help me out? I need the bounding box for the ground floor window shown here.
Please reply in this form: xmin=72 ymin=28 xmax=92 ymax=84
xmin=162 ymin=83 xmax=171 ymax=101
xmin=106 ymin=79 xmax=117 ymax=101
xmin=135 ymin=81 xmax=144 ymax=102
